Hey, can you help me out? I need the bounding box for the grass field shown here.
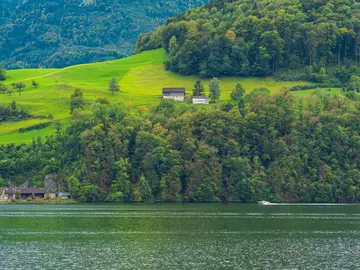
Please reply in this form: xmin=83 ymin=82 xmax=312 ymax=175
xmin=0 ymin=48 xmax=340 ymax=144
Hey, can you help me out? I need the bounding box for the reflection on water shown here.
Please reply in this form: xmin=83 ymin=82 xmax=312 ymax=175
xmin=0 ymin=204 xmax=360 ymax=269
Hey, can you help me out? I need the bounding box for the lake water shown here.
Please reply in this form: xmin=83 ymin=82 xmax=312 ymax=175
xmin=0 ymin=204 xmax=360 ymax=269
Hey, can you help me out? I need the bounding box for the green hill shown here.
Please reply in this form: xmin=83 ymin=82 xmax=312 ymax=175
xmin=0 ymin=0 xmax=207 ymax=69
xmin=0 ymin=48 xmax=331 ymax=144
xmin=136 ymin=0 xmax=360 ymax=77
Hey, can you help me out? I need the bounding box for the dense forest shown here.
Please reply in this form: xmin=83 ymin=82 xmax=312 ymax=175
xmin=136 ymin=0 xmax=360 ymax=77
xmin=1 ymin=88 xmax=360 ymax=203
xmin=0 ymin=0 xmax=206 ymax=68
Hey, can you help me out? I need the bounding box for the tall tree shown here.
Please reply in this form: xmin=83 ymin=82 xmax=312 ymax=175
xmin=168 ymin=36 xmax=179 ymax=57
xmin=53 ymin=120 xmax=63 ymax=135
xmin=109 ymin=78 xmax=120 ymax=95
xmin=11 ymin=101 xmax=16 ymax=111
xmin=70 ymin=88 xmax=85 ymax=114
xmin=209 ymin=77 xmax=221 ymax=102
xmin=0 ymin=83 xmax=7 ymax=94
xmin=0 ymin=64 xmax=5 ymax=81
xmin=192 ymin=80 xmax=205 ymax=96
xmin=231 ymin=83 xmax=246 ymax=116
xmin=133 ymin=175 xmax=153 ymax=202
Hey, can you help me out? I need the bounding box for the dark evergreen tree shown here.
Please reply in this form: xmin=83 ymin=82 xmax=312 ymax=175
xmin=0 ymin=64 xmax=5 ymax=80
xmin=192 ymin=80 xmax=205 ymax=97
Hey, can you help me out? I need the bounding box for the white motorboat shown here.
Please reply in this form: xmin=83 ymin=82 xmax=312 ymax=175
xmin=258 ymin=200 xmax=272 ymax=205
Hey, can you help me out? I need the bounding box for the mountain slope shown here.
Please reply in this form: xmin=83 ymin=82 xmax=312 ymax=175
xmin=136 ymin=0 xmax=360 ymax=77
xmin=0 ymin=0 xmax=207 ymax=69
xmin=0 ymin=48 xmax=314 ymax=144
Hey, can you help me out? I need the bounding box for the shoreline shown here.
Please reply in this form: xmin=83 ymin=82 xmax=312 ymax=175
xmin=1 ymin=200 xmax=360 ymax=205
xmin=0 ymin=199 xmax=78 ymax=204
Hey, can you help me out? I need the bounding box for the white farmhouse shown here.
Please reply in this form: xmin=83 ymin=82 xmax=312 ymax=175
xmin=192 ymin=96 xmax=209 ymax=104
xmin=162 ymin=88 xmax=186 ymax=101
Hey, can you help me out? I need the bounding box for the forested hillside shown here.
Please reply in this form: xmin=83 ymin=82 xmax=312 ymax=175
xmin=1 ymin=90 xmax=360 ymax=203
xmin=0 ymin=0 xmax=206 ymax=68
xmin=137 ymin=0 xmax=360 ymax=77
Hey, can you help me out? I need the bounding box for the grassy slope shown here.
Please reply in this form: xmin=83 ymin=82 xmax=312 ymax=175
xmin=0 ymin=48 xmax=339 ymax=144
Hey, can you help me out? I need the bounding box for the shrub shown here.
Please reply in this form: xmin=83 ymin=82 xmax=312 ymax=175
xmin=289 ymin=85 xmax=316 ymax=91
xmin=18 ymin=122 xmax=52 ymax=133
xmin=105 ymin=192 xmax=124 ymax=203
xmin=276 ymin=67 xmax=311 ymax=81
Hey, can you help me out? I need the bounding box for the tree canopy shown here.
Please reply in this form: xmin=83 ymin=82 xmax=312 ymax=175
xmin=137 ymin=0 xmax=360 ymax=77
xmin=1 ymin=90 xmax=360 ymax=203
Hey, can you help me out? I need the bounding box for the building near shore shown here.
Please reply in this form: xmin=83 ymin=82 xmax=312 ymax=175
xmin=0 ymin=188 xmax=51 ymax=200
xmin=192 ymin=96 xmax=209 ymax=104
xmin=162 ymin=88 xmax=186 ymax=101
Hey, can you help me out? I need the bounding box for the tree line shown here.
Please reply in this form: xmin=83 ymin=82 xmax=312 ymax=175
xmin=0 ymin=80 xmax=39 ymax=96
xmin=136 ymin=0 xmax=360 ymax=77
xmin=1 ymin=87 xmax=360 ymax=203
xmin=0 ymin=101 xmax=30 ymax=122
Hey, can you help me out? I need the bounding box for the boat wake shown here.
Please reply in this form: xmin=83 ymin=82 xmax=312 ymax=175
xmin=258 ymin=201 xmax=358 ymax=206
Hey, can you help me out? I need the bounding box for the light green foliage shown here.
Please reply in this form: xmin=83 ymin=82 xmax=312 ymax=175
xmin=0 ymin=49 xmax=320 ymax=144
xmin=346 ymin=75 xmax=360 ymax=92
xmin=158 ymin=177 xmax=168 ymax=201
xmin=195 ymin=179 xmax=219 ymax=202
xmin=107 ymin=159 xmax=131 ymax=202
xmin=168 ymin=36 xmax=179 ymax=57
xmin=209 ymin=77 xmax=221 ymax=102
xmin=78 ymin=185 xmax=99 ymax=202
xmin=0 ymin=83 xmax=7 ymax=94
xmin=70 ymin=88 xmax=85 ymax=114
xmin=0 ymin=177 xmax=6 ymax=187
xmin=15 ymin=190 xmax=21 ymax=199
xmin=231 ymin=84 xmax=245 ymax=102
xmin=244 ymin=87 xmax=270 ymax=103
xmin=231 ymin=83 xmax=246 ymax=116
xmin=6 ymin=89 xmax=14 ymax=96
xmin=108 ymin=78 xmax=120 ymax=95
xmin=53 ymin=120 xmax=63 ymax=135
xmin=133 ymin=175 xmax=153 ymax=202
xmin=65 ymin=175 xmax=80 ymax=198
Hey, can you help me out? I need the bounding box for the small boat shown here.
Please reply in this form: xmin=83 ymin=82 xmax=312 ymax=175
xmin=258 ymin=200 xmax=272 ymax=206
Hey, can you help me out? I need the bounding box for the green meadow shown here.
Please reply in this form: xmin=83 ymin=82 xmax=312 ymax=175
xmin=0 ymin=48 xmax=340 ymax=144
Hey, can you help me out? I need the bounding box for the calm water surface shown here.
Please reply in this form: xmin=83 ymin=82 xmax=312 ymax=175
xmin=0 ymin=204 xmax=360 ymax=269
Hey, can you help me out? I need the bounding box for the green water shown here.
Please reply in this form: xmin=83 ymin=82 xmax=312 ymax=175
xmin=1 ymin=204 xmax=360 ymax=269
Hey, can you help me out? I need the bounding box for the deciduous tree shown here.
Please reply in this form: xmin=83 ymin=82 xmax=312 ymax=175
xmin=70 ymin=88 xmax=85 ymax=114
xmin=109 ymin=78 xmax=120 ymax=95
xmin=209 ymin=77 xmax=221 ymax=102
